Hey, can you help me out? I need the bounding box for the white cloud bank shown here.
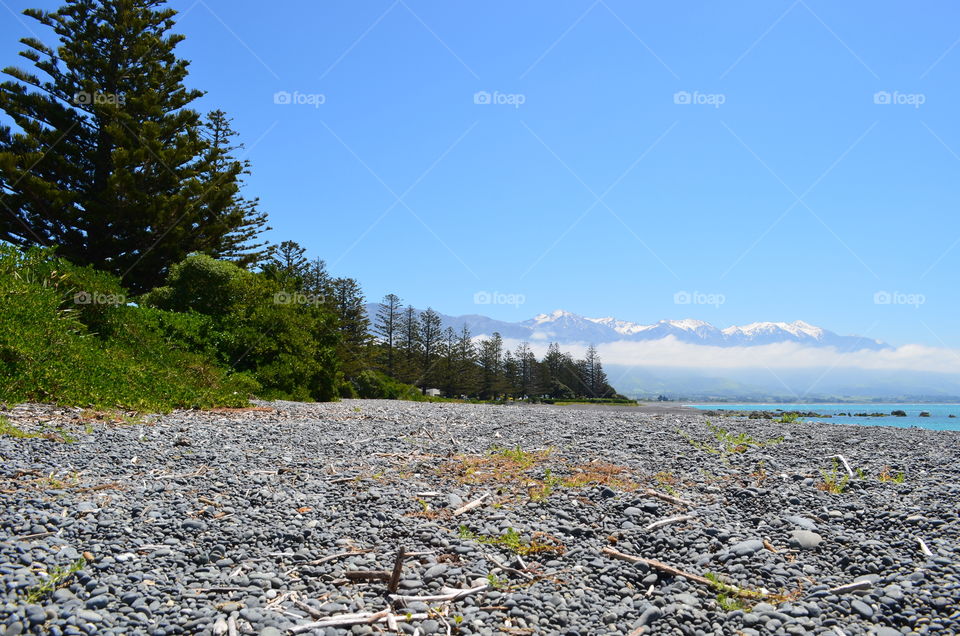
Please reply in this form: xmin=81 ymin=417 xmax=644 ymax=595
xmin=500 ymin=336 xmax=960 ymax=374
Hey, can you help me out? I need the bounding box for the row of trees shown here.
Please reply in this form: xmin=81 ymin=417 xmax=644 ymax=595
xmin=373 ymin=296 xmax=618 ymax=400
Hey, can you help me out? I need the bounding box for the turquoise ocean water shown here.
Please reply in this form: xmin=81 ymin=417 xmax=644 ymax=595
xmin=684 ymin=403 xmax=960 ymax=431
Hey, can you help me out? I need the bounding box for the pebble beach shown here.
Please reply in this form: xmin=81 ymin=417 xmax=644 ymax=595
xmin=1 ymin=399 xmax=958 ymax=635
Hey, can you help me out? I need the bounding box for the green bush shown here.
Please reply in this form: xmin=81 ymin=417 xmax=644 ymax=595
xmin=142 ymin=254 xmax=340 ymax=401
xmin=350 ymin=370 xmax=424 ymax=400
xmin=0 ymin=245 xmax=255 ymax=411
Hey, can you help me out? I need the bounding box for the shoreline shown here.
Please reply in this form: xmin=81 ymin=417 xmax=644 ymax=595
xmin=1 ymin=399 xmax=957 ymax=635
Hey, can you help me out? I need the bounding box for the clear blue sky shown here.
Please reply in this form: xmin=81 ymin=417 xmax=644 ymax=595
xmin=2 ymin=0 xmax=958 ymax=347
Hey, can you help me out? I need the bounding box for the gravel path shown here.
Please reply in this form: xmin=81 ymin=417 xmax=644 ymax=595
xmin=1 ymin=399 xmax=958 ymax=635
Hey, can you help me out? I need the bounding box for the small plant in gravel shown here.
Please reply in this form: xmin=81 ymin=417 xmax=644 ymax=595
xmin=679 ymin=422 xmax=783 ymax=456
xmin=777 ymin=412 xmax=800 ymax=423
xmin=653 ymin=471 xmax=680 ymax=496
xmin=879 ymin=466 xmax=906 ymax=483
xmin=749 ymin=460 xmax=768 ymax=486
xmin=486 ymin=572 xmax=510 ymax=590
xmin=562 ymin=462 xmax=641 ymax=491
xmin=703 ymin=571 xmax=799 ymax=609
xmin=491 ymin=444 xmax=544 ymax=469
xmin=23 ymin=558 xmax=86 ymax=603
xmin=715 ymin=591 xmax=746 ymax=611
xmin=529 ymin=468 xmax=564 ymax=501
xmin=0 ymin=416 xmax=38 ymax=438
xmin=457 ymin=525 xmax=565 ymax=556
xmin=818 ymin=458 xmax=850 ymax=494
xmin=0 ymin=417 xmax=76 ymax=443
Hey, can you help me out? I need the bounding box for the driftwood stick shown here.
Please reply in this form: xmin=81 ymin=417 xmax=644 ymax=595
xmin=828 ymin=455 xmax=855 ymax=478
xmin=452 ymin=493 xmax=489 ymax=516
xmin=484 ymin=554 xmax=534 ymax=581
xmin=644 ymin=515 xmax=695 ymax=532
xmin=15 ymin=531 xmax=57 ymax=540
xmin=827 ymin=580 xmax=872 ymax=594
xmin=601 ymin=548 xmax=713 ymax=586
xmin=291 ymin=599 xmax=323 ymax=619
xmin=289 ymin=610 xmax=428 ymax=632
xmin=389 ymin=583 xmax=489 ymax=604
xmin=643 ymin=488 xmax=694 ymax=507
xmin=328 ymin=476 xmax=362 ymax=484
xmin=306 ymin=549 xmax=372 ymax=565
xmin=344 ymin=570 xmax=390 ymax=582
xmin=388 ymin=546 xmax=406 ymax=594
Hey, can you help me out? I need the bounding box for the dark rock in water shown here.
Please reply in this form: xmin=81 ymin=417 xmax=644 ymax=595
xmin=919 ymin=411 xmax=931 ymax=417
xmin=891 ymin=410 xmax=907 ymax=416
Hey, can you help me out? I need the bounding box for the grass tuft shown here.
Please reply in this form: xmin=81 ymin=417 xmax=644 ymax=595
xmin=23 ymin=558 xmax=86 ymax=603
xmin=817 ymin=458 xmax=850 ymax=494
xmin=458 ymin=525 xmax=565 ymax=556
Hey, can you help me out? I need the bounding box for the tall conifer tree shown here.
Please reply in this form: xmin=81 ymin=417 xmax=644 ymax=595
xmin=0 ymin=0 xmax=262 ymax=291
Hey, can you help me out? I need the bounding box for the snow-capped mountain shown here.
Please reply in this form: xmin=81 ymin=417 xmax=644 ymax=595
xmin=364 ymin=305 xmax=889 ymax=352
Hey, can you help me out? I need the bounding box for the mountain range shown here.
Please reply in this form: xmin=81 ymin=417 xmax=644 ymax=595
xmin=363 ymin=305 xmax=960 ymax=400
xmin=365 ymin=305 xmax=888 ymax=352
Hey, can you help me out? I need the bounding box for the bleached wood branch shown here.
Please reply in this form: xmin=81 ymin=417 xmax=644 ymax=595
xmin=644 ymin=514 xmax=695 ymax=532
xmin=643 ymin=488 xmax=694 ymax=507
xmin=289 ymin=610 xmax=430 ymax=632
xmin=827 ymin=580 xmax=872 ymax=594
xmin=452 ymin=493 xmax=489 ymax=516
xmin=389 ymin=583 xmax=489 ymax=604
xmin=601 ymin=548 xmax=712 ymax=586
xmin=828 ymin=455 xmax=854 ymax=478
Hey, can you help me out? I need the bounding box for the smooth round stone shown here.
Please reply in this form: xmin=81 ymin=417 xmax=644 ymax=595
xmin=730 ymin=539 xmax=764 ymax=557
xmin=850 ymin=599 xmax=874 ymax=619
xmin=789 ymin=530 xmax=822 ymax=550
